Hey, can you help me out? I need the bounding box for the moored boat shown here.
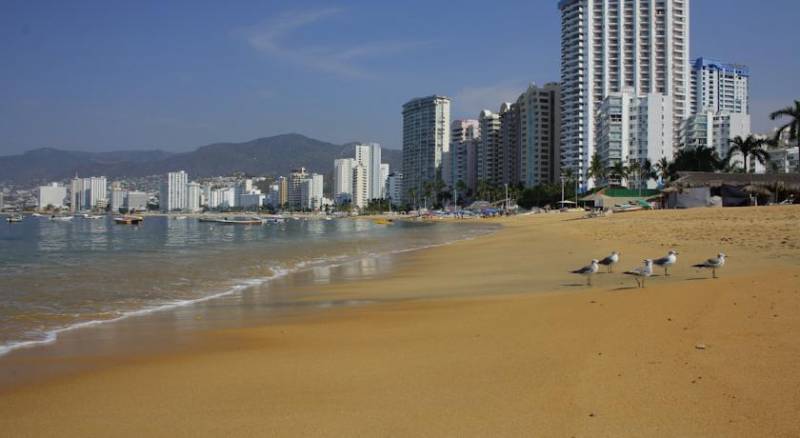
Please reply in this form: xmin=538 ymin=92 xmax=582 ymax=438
xmin=114 ymin=215 xmax=144 ymax=225
xmin=199 ymin=216 xmax=264 ymax=225
xmin=6 ymin=215 xmax=24 ymax=223
xmin=50 ymin=215 xmax=75 ymax=221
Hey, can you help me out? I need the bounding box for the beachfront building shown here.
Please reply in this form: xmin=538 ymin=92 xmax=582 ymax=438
xmin=334 ymin=158 xmax=356 ymax=205
xmin=70 ymin=176 xmax=107 ymax=212
xmin=125 ymin=191 xmax=149 ymax=212
xmin=387 ymin=172 xmax=403 ymax=207
xmin=298 ymin=174 xmax=324 ymax=211
xmin=518 ymin=82 xmax=562 ymax=187
xmin=288 ymin=168 xmax=309 ymax=209
xmin=402 ymin=95 xmax=451 ymax=204
xmin=380 ymin=163 xmax=390 ymax=199
xmin=691 ymin=58 xmax=749 ymax=115
xmin=559 ymin=0 xmax=690 ymax=189
xmin=596 ymin=91 xmax=674 ymax=187
xmin=355 ymin=143 xmax=384 ymax=200
xmin=477 ymin=108 xmax=503 ymax=187
xmin=110 ymin=188 xmax=125 ymax=213
xmin=187 ymin=182 xmax=202 ymax=212
xmin=352 ymin=163 xmax=369 ymax=210
xmin=681 ymin=112 xmax=755 ymax=171
xmin=160 ymin=171 xmax=188 ymax=212
xmin=444 ymin=119 xmax=480 ymax=191
xmin=37 ymin=183 xmax=67 ymax=210
xmin=499 ymin=102 xmax=522 ymax=186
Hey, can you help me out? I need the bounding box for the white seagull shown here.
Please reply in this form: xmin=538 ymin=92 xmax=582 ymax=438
xmin=571 ymin=259 xmax=599 ymax=286
xmin=598 ymin=251 xmax=620 ymax=273
xmin=652 ymin=250 xmax=679 ymax=276
xmin=624 ymin=259 xmax=654 ymax=288
xmin=692 ymin=253 xmax=727 ymax=279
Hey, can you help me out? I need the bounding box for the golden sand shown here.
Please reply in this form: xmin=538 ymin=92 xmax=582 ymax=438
xmin=1 ymin=207 xmax=799 ymax=437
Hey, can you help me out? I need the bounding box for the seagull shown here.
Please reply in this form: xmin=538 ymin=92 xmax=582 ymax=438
xmin=652 ymin=250 xmax=679 ymax=276
xmin=571 ymin=259 xmax=599 ymax=286
xmin=692 ymin=253 xmax=727 ymax=279
xmin=624 ymin=259 xmax=654 ymax=288
xmin=598 ymin=251 xmax=620 ymax=273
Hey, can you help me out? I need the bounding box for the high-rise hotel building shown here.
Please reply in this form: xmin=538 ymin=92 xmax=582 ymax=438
xmin=402 ymin=95 xmax=451 ymax=203
xmin=559 ymin=0 xmax=690 ymax=188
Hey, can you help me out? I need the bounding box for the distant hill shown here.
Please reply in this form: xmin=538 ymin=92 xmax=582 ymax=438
xmin=0 ymin=134 xmax=402 ymax=185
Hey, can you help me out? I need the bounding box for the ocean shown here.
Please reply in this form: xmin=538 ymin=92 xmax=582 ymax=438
xmin=0 ymin=215 xmax=497 ymax=358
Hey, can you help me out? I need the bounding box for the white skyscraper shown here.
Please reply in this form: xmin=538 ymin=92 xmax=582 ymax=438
xmin=160 ymin=171 xmax=188 ymax=212
xmin=681 ymin=112 xmax=752 ymax=170
xmin=333 ymin=158 xmax=356 ymax=204
xmin=445 ymin=119 xmax=480 ymax=191
xmin=387 ymin=172 xmax=403 ymax=206
xmin=379 ymin=163 xmax=390 ymax=199
xmin=187 ymin=182 xmax=202 ymax=212
xmin=352 ymin=163 xmax=369 ymax=209
xmin=402 ymin=95 xmax=451 ymax=203
xmin=477 ymin=109 xmax=502 ymax=186
xmin=110 ymin=189 xmax=126 ymax=213
xmin=37 ymin=183 xmax=67 ymax=210
xmin=559 ymin=0 xmax=690 ymax=188
xmin=691 ymin=58 xmax=749 ymax=115
xmin=354 ymin=143 xmax=383 ymax=200
xmin=299 ymin=174 xmax=324 ymax=210
xmin=70 ymin=176 xmax=107 ymax=211
xmin=596 ymin=91 xmax=674 ymax=186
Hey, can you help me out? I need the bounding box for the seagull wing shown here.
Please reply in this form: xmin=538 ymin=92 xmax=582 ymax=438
xmin=653 ymin=256 xmax=670 ymax=266
xmin=572 ymin=265 xmax=592 ymax=274
xmin=598 ymin=256 xmax=614 ymax=265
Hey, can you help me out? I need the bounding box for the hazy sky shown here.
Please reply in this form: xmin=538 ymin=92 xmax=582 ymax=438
xmin=1 ymin=0 xmax=798 ymax=155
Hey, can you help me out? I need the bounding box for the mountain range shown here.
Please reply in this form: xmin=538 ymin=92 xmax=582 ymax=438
xmin=0 ymin=134 xmax=402 ymax=185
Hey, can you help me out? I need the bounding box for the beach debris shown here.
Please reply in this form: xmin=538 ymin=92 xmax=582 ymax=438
xmin=589 ymin=413 xmax=595 ymax=418
xmin=695 ymin=343 xmax=707 ymax=350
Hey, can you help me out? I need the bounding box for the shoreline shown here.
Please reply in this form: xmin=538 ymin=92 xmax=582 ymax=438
xmin=1 ymin=207 xmax=799 ymax=436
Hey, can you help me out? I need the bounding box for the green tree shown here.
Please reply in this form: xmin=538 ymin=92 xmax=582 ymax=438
xmin=728 ymin=135 xmax=771 ymax=173
xmin=588 ymin=152 xmax=606 ymax=185
xmin=770 ymin=100 xmax=800 ymax=147
xmin=609 ymin=161 xmax=628 ymax=187
xmin=672 ymin=146 xmax=723 ymax=173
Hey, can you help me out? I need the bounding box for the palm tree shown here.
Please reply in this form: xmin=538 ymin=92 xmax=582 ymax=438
xmin=728 ymin=135 xmax=770 ymax=173
xmin=672 ymin=146 xmax=723 ymax=173
xmin=770 ymin=100 xmax=800 ymax=146
xmin=455 ymin=180 xmax=467 ymax=206
xmin=588 ymin=152 xmax=606 ymax=185
xmin=609 ymin=161 xmax=628 ymax=187
xmin=654 ymin=157 xmax=673 ymax=183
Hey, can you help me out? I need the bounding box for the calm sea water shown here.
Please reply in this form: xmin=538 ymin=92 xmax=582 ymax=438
xmin=0 ymin=215 xmax=496 ymax=356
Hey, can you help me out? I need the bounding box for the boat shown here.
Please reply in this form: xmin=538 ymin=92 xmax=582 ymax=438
xmin=373 ymin=218 xmax=394 ymax=225
xmin=199 ymin=216 xmax=264 ymax=225
xmin=6 ymin=215 xmax=23 ymax=223
xmin=114 ymin=215 xmax=144 ymax=225
xmin=265 ymin=217 xmax=286 ymax=224
xmin=174 ymin=216 xmax=188 ymax=220
xmin=50 ymin=215 xmax=74 ymax=221
xmin=81 ymin=214 xmax=104 ymax=220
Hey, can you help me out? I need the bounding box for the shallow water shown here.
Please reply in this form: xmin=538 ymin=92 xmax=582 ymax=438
xmin=0 ymin=216 xmax=497 ymax=357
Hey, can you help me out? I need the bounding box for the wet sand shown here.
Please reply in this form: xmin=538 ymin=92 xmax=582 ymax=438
xmin=1 ymin=207 xmax=799 ymax=437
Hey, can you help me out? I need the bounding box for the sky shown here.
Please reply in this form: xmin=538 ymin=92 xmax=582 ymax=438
xmin=1 ymin=0 xmax=798 ymax=155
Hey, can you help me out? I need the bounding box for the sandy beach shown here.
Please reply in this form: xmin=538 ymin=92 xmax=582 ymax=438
xmin=1 ymin=206 xmax=799 ymax=437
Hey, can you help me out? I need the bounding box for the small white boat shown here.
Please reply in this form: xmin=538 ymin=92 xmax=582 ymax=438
xmin=81 ymin=214 xmax=104 ymax=220
xmin=174 ymin=216 xmax=188 ymax=220
xmin=6 ymin=215 xmax=24 ymax=223
xmin=51 ymin=215 xmax=74 ymax=221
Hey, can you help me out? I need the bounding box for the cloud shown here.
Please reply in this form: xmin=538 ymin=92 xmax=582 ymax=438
xmin=453 ymin=81 xmax=529 ymax=116
xmin=238 ymin=8 xmax=427 ymax=79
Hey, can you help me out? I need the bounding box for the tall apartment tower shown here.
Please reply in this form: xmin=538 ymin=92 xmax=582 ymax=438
xmin=445 ymin=119 xmax=480 ymax=191
xmin=477 ymin=109 xmax=502 ymax=186
xmin=691 ymin=58 xmax=749 ymax=115
xmin=160 ymin=171 xmax=188 ymax=212
xmin=402 ymin=95 xmax=451 ymax=203
xmin=518 ymin=83 xmax=562 ymax=187
xmin=333 ymin=158 xmax=356 ymax=204
xmin=559 ymin=0 xmax=690 ymax=188
xmin=354 ymin=143 xmax=383 ymax=200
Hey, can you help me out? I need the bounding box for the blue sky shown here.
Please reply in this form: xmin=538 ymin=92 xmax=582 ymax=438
xmin=1 ymin=0 xmax=798 ymax=154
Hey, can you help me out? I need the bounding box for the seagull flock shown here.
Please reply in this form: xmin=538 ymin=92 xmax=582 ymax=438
xmin=571 ymin=250 xmax=727 ymax=288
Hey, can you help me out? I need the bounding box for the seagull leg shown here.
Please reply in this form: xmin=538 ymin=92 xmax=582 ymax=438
xmin=713 ymin=268 xmax=717 ymax=279
xmin=665 ymin=266 xmax=669 ymax=277
xmin=642 ymin=277 xmax=646 ymax=288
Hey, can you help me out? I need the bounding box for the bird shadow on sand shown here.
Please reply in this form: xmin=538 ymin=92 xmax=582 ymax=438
xmin=611 ymin=286 xmax=640 ymax=291
xmin=562 ymin=283 xmax=590 ymax=288
xmin=685 ymin=277 xmax=712 ymax=281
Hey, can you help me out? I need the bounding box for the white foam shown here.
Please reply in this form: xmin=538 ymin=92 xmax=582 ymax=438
xmin=0 ymin=226 xmax=497 ymax=358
